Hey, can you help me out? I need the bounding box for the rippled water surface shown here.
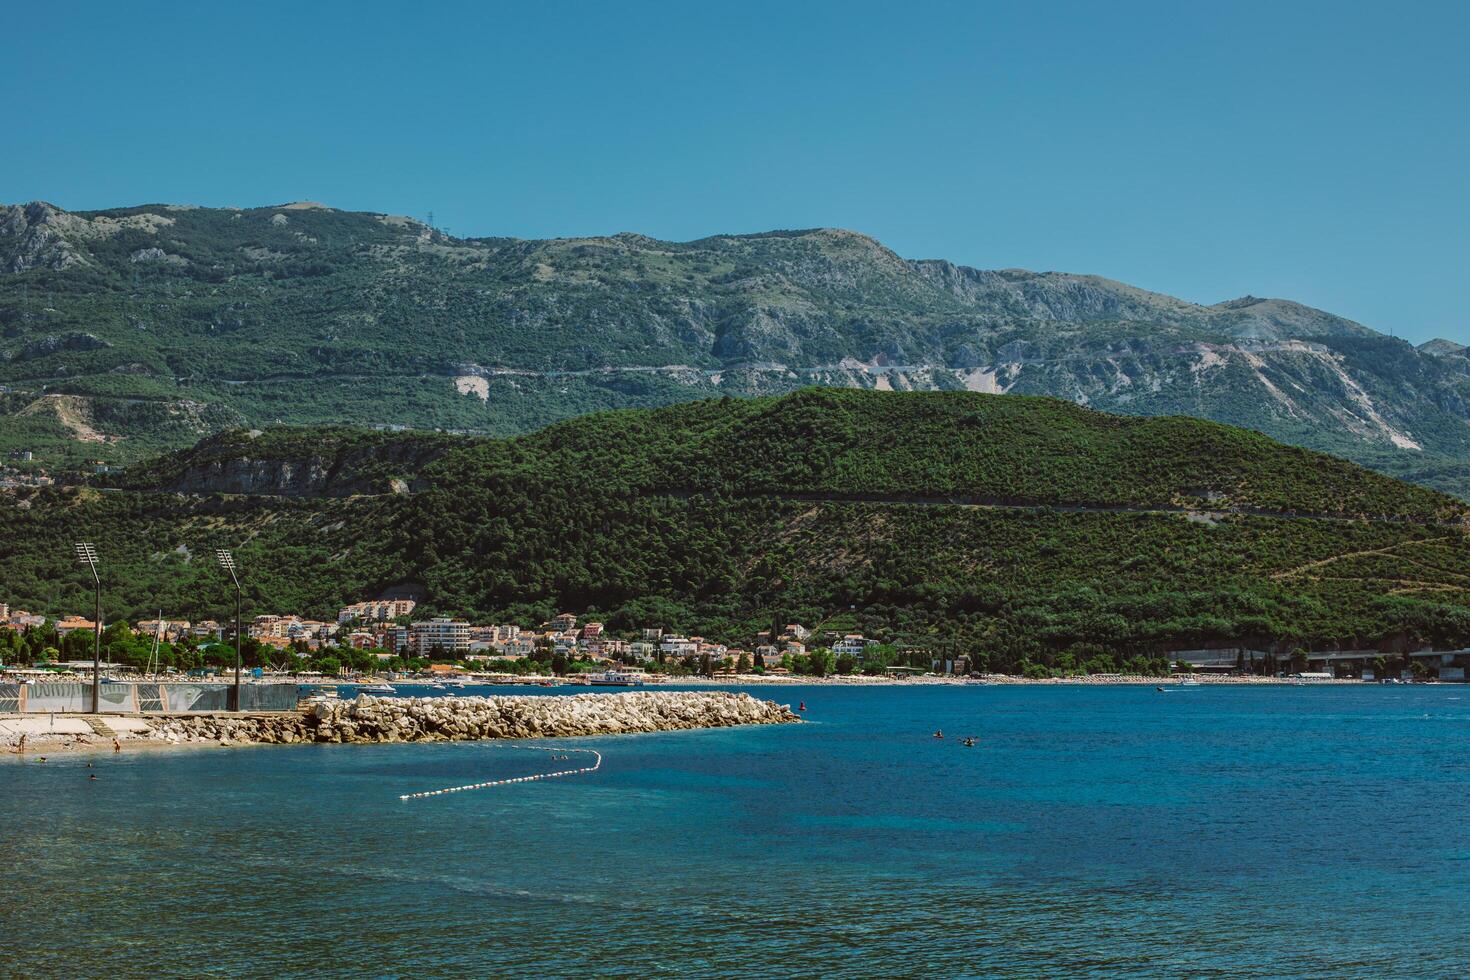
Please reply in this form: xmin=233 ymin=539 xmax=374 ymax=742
xmin=5 ymin=684 xmax=1470 ymax=978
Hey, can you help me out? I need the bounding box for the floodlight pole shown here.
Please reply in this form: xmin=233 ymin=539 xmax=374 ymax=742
xmin=94 ymin=576 xmax=101 ymax=710
xmin=75 ymin=543 xmax=101 ymax=713
xmin=233 ymin=580 xmax=241 ymax=710
xmin=217 ymin=550 xmax=242 ymax=712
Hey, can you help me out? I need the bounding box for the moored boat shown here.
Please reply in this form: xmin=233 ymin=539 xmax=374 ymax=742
xmin=587 ymin=669 xmax=646 ymax=687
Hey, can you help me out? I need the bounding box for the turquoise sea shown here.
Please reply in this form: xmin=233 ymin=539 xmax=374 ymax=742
xmin=4 ymin=684 xmax=1470 ymax=978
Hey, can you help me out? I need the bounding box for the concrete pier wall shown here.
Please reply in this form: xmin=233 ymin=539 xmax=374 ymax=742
xmin=0 ymin=682 xmax=303 ymax=713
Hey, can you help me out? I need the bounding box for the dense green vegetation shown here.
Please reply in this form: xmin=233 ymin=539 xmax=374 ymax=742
xmin=4 ymin=391 xmax=1469 ymax=673
xmin=451 ymin=389 xmax=1456 ymax=519
xmin=5 ymin=201 xmax=1470 ymax=499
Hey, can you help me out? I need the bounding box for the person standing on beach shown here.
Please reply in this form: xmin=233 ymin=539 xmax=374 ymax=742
xmin=16 ymin=733 xmax=25 ymax=755
xmin=112 ymin=737 xmax=121 ymax=753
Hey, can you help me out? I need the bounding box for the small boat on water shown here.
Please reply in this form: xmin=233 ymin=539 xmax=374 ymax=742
xmin=358 ymin=683 xmax=396 ymax=695
xmin=587 ymin=669 xmax=646 ymax=687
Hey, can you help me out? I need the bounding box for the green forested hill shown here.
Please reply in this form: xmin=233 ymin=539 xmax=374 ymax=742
xmin=452 ymin=389 xmax=1456 ymax=518
xmin=6 ymin=390 xmax=1470 ymax=670
xmin=5 ymin=200 xmax=1470 ymax=497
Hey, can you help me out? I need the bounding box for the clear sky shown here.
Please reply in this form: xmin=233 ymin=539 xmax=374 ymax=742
xmin=5 ymin=0 xmax=1466 ymax=342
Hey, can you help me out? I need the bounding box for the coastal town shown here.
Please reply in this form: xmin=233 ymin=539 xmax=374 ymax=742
xmin=3 ymin=594 xmax=1470 ymax=684
xmin=0 ymin=596 xmax=938 ymax=681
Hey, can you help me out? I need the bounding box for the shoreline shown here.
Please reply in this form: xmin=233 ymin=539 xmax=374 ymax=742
xmin=0 ymin=713 xmax=194 ymax=758
xmin=3 ymin=672 xmax=1385 ymax=693
xmin=1 ymin=674 xmax=1420 ymax=758
xmin=657 ymin=673 xmax=1370 ymax=686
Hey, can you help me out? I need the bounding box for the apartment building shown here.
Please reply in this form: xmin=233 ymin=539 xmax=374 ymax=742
xmin=410 ymin=618 xmax=471 ymax=656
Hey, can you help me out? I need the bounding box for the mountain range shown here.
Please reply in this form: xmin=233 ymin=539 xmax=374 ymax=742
xmin=3 ymin=199 xmax=1469 ymax=495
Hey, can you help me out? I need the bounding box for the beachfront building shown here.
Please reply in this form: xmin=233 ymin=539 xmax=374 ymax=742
xmin=287 ymin=619 xmax=337 ymax=644
xmin=249 ymin=615 xmax=288 ymax=639
xmin=9 ymin=610 xmax=45 ymax=629
xmin=380 ymin=625 xmax=410 ymax=656
xmin=833 ymin=634 xmax=877 ymax=659
xmin=1302 ymin=647 xmax=1470 ymax=681
xmin=190 ymin=620 xmax=223 ymax=641
xmin=410 ymin=618 xmax=471 ymax=656
xmin=336 ymin=599 xmax=417 ymax=624
xmin=502 ymin=634 xmax=536 ymax=658
xmin=136 ymin=619 xmax=191 ymax=642
xmin=660 ymin=636 xmax=697 ymax=658
xmin=934 ymin=654 xmax=971 ymax=675
xmin=467 ymin=624 xmax=522 ymax=651
xmin=697 ymin=641 xmax=728 ymax=662
xmin=55 ymin=616 xmax=96 ymax=636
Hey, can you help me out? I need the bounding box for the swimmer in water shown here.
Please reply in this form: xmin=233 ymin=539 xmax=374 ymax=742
xmin=933 ymin=730 xmax=944 ymax=739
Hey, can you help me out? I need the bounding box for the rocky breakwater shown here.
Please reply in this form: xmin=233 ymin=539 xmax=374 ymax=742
xmin=145 ymin=690 xmax=800 ymax=746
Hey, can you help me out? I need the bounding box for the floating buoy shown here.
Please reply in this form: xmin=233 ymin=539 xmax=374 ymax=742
xmin=400 ymin=747 xmax=603 ymax=801
xmin=798 ymin=701 xmax=806 ymax=712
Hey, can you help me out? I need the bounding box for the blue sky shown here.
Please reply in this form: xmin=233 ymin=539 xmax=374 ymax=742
xmin=5 ymin=0 xmax=1466 ymax=342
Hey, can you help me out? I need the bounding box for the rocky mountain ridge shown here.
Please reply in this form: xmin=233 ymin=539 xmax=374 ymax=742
xmin=2 ymin=200 xmax=1468 ymax=494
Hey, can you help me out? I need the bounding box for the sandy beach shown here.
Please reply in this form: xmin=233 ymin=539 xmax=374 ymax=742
xmin=0 ymin=713 xmax=177 ymax=757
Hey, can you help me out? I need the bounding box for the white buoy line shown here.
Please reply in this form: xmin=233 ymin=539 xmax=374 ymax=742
xmin=400 ymin=746 xmax=603 ymax=801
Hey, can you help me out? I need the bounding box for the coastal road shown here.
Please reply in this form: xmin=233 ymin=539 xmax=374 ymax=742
xmin=670 ymin=489 xmax=1470 ymax=530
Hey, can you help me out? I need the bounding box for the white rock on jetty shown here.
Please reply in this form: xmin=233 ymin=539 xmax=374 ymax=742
xmin=145 ymin=690 xmax=800 ymax=745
